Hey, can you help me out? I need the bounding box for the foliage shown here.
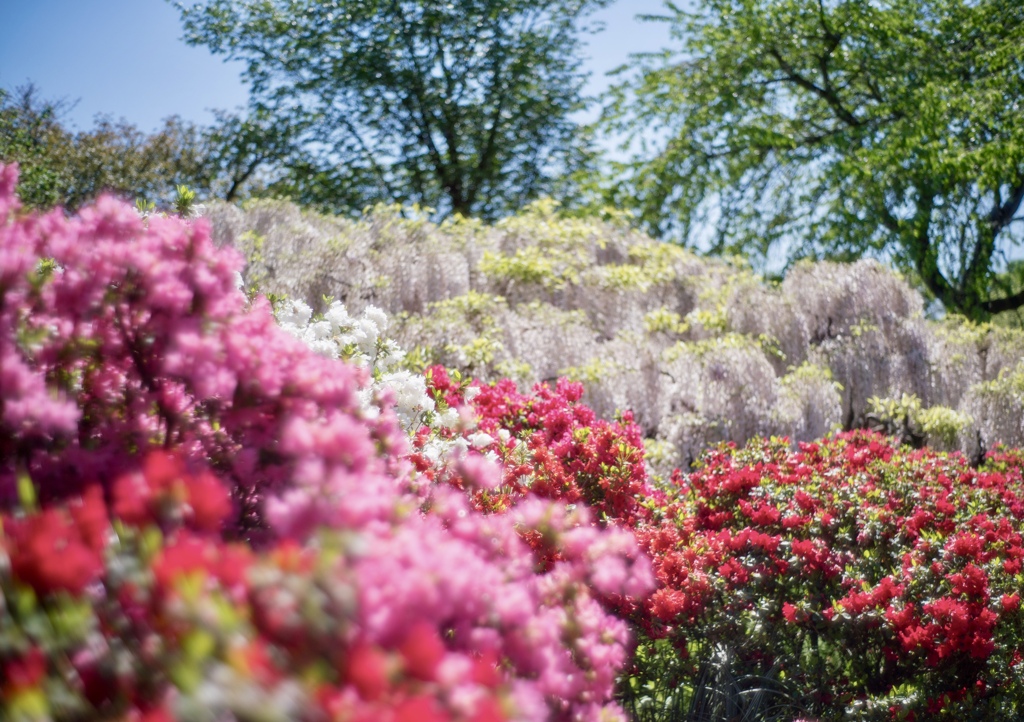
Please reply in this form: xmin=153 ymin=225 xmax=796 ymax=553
xmin=866 ymin=393 xmax=973 ymax=451
xmin=0 ymin=163 xmax=654 ymax=722
xmin=0 ymin=84 xmax=211 ymax=211
xmin=196 ymin=106 xmax=308 ymax=204
xmin=628 ymin=431 xmax=1024 ymax=720
xmin=606 ymin=0 xmax=1024 ymax=320
xmin=174 ymin=0 xmax=611 ymax=219
xmin=0 ymin=85 xmax=300 ymax=213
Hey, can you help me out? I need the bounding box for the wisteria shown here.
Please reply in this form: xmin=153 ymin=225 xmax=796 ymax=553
xmin=206 ymin=198 xmax=1024 ymax=466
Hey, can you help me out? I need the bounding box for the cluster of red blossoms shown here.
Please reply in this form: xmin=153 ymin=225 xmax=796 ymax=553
xmin=628 ymin=431 xmax=1024 ymax=720
xmin=421 ymin=367 xmax=1024 ymax=719
xmin=422 ymin=368 xmax=650 ymax=526
xmin=7 ymin=453 xmax=232 ymax=600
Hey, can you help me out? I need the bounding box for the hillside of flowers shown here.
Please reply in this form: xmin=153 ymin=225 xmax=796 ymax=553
xmin=237 ymin=291 xmax=1024 ymax=720
xmin=6 ymin=161 xmax=1024 ymax=722
xmin=206 ymin=199 xmax=1024 ymax=472
xmin=251 ymin=294 xmax=1024 ymax=720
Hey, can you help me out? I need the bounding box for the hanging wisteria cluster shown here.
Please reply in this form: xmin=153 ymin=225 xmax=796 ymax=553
xmin=206 ymin=198 xmax=1024 ymax=469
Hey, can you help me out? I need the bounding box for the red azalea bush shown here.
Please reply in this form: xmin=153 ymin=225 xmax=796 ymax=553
xmin=0 ymin=163 xmax=654 ymax=722
xmin=629 ymin=431 xmax=1024 ymax=720
xmin=409 ymin=369 xmax=658 ymax=627
xmin=421 ymin=368 xmax=651 ymax=527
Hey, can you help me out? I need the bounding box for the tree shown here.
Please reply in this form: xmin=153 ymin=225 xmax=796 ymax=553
xmin=64 ymin=115 xmax=210 ymax=211
xmin=173 ymin=0 xmax=612 ymax=220
xmin=606 ymin=0 xmax=1024 ymax=320
xmin=0 ymin=85 xmax=77 ymax=209
xmin=0 ymin=84 xmax=292 ymax=212
xmin=199 ymin=107 xmax=309 ymax=203
xmin=0 ymin=84 xmax=211 ymax=212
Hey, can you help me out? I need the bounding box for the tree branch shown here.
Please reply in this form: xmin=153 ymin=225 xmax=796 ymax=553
xmin=989 ymin=180 xmax=1024 ymax=235
xmin=766 ymin=46 xmax=864 ymax=128
xmin=983 ymin=286 xmax=1024 ymax=315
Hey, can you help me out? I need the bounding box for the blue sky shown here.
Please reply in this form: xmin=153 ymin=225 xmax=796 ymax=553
xmin=0 ymin=0 xmax=674 ymax=134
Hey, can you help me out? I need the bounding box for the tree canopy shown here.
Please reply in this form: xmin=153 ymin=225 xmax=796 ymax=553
xmin=0 ymin=85 xmax=212 ymax=211
xmin=174 ymin=0 xmax=612 ymax=220
xmin=0 ymin=85 xmax=301 ymax=212
xmin=607 ymin=0 xmax=1024 ymax=320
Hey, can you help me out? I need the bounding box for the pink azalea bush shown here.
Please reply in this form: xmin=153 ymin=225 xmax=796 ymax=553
xmin=0 ymin=163 xmax=654 ymax=722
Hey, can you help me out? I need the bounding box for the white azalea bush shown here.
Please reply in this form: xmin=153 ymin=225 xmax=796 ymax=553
xmin=275 ymin=298 xmax=441 ymax=431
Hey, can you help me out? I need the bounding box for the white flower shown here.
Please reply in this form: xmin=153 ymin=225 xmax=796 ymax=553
xmin=324 ymin=302 xmax=353 ymax=333
xmin=469 ymin=432 xmax=494 ymax=449
xmin=352 ymin=318 xmax=380 ymax=356
xmin=451 ymin=437 xmax=469 ymax=458
xmin=305 ymin=338 xmax=339 ymax=359
xmin=356 ymin=387 xmax=382 ymax=419
xmin=277 ymin=300 xmax=313 ymax=327
xmin=422 ymin=441 xmax=446 ymax=464
xmin=364 ymin=305 xmax=389 ymax=333
xmin=381 ymin=370 xmax=436 ymax=428
xmin=438 ymin=407 xmax=460 ymax=429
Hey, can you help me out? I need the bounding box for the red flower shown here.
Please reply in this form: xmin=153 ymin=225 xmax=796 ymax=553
xmin=471 ymin=650 xmax=502 ymax=689
xmin=8 ymin=508 xmax=103 ymax=597
xmin=782 ymin=603 xmax=799 ymax=623
xmin=345 ymin=641 xmax=390 ymax=701
xmin=152 ymin=534 xmax=214 ymax=594
xmin=111 ymin=469 xmax=157 ymax=527
xmin=142 ymin=449 xmax=188 ymax=490
xmin=3 ymin=647 xmax=46 ymax=694
xmin=113 ymin=450 xmax=231 ymax=533
xmin=68 ymin=484 xmax=111 ymax=554
xmin=947 ymin=533 xmax=984 ymax=560
xmin=184 ymin=470 xmax=232 ymax=532
xmin=947 ymin=564 xmax=988 ymax=599
xmin=399 ymin=622 xmax=446 ymax=682
xmin=394 ymin=695 xmax=449 ymax=722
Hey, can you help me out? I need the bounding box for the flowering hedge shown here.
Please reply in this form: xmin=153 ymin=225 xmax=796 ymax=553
xmin=207 ymin=198 xmax=1024 ymax=466
xmin=626 ymin=431 xmax=1024 ymax=720
xmin=0 ymin=163 xmax=654 ymax=722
